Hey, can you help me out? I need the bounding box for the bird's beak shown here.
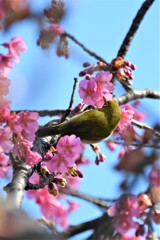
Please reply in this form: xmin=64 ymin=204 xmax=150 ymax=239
xmin=103 ymin=97 xmax=108 ymax=106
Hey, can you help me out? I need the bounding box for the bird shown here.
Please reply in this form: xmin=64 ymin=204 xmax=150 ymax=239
xmin=37 ymin=100 xmax=121 ymax=144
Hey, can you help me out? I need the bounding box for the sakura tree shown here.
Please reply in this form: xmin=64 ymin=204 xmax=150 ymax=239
xmin=0 ymin=0 xmax=159 ymax=239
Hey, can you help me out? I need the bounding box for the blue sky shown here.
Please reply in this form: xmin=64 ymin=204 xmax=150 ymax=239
xmin=0 ymin=0 xmax=159 ymax=238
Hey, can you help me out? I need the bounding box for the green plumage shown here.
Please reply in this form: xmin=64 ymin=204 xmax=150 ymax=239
xmin=37 ymin=100 xmax=121 ymax=144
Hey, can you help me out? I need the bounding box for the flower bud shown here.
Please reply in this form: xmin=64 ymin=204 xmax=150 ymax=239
xmin=83 ymin=62 xmax=91 ymax=67
xmin=54 ymin=177 xmax=67 ymax=188
xmin=48 ymin=183 xmax=59 ymax=196
xmin=149 ymin=185 xmax=160 ymax=204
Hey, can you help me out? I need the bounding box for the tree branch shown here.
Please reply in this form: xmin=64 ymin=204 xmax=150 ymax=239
xmin=63 ymin=31 xmax=109 ymax=66
xmin=132 ymin=119 xmax=160 ymax=138
xmin=61 ymin=213 xmax=112 ymax=239
xmin=61 ymin=77 xmax=78 ymax=122
xmin=12 ymin=109 xmax=66 ymax=117
xmin=60 ymin=188 xmax=109 ymax=209
xmin=117 ymin=0 xmax=155 ymax=58
xmin=12 ymin=89 xmax=160 ymax=118
xmin=3 ymin=152 xmax=30 ymax=208
xmin=115 ymin=89 xmax=160 ymax=105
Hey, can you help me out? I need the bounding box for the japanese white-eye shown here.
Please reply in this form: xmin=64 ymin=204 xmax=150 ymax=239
xmin=37 ymin=100 xmax=121 ymax=144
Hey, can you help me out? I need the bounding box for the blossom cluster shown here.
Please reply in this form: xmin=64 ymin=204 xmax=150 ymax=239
xmin=45 ymin=134 xmax=83 ymax=174
xmin=111 ymin=56 xmax=136 ymax=82
xmin=25 ymin=134 xmax=84 ymax=229
xmin=107 ymin=193 xmax=159 ymax=239
xmin=0 ymin=36 xmax=85 ymax=228
xmin=27 ymin=172 xmax=79 ymax=229
xmin=0 ymin=37 xmax=41 ymax=177
xmin=0 ymin=36 xmax=27 ymax=107
xmin=37 ymin=0 xmax=68 ymax=57
xmin=78 ymin=71 xmax=114 ymax=108
xmin=108 ymin=194 xmax=140 ymax=235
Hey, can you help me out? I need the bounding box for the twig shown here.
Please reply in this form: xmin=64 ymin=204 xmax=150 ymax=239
xmin=132 ymin=119 xmax=160 ymax=138
xmin=115 ymin=89 xmax=160 ymax=105
xmin=117 ymin=0 xmax=155 ymax=58
xmin=64 ymin=31 xmax=109 ymax=66
xmin=3 ymin=152 xmax=30 ymax=208
xmin=60 ymin=188 xmax=109 ymax=209
xmin=61 ymin=77 xmax=78 ymax=122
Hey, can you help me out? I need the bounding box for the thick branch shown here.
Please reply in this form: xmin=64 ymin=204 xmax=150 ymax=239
xmin=3 ymin=152 xmax=30 ymax=208
xmin=61 ymin=213 xmax=112 ymax=239
xmin=117 ymin=0 xmax=155 ymax=58
xmin=115 ymin=89 xmax=160 ymax=105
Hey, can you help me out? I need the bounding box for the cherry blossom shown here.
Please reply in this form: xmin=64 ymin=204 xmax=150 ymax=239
xmin=0 ymin=153 xmax=10 ymax=178
xmin=0 ymin=127 xmax=12 ymax=153
xmin=46 ymin=135 xmax=83 ymax=173
xmin=7 ymin=113 xmax=22 ymax=134
xmin=0 ymin=107 xmax=10 ymax=123
xmin=13 ymin=136 xmax=41 ymax=166
xmin=94 ymin=88 xmax=113 ymax=108
xmin=27 ymin=186 xmax=78 ymax=229
xmin=25 ymin=148 xmax=42 ymax=166
xmin=107 ymin=194 xmax=140 ymax=235
xmin=78 ymin=71 xmax=114 ymax=108
xmin=106 ymin=140 xmax=117 ymax=151
xmin=0 ymin=76 xmax=10 ymax=96
xmin=0 ymin=54 xmax=14 ymax=75
xmin=28 ymin=172 xmax=40 ymax=184
xmin=78 ymin=77 xmax=99 ymax=105
xmin=94 ymin=71 xmax=113 ymax=91
xmin=0 ymin=37 xmax=27 ymax=76
xmin=49 ymin=24 xmax=64 ymax=36
xmin=56 ymin=134 xmax=82 ymax=160
xmin=46 ymin=153 xmax=73 ymax=173
xmin=17 ymin=111 xmax=39 ymax=141
xmin=66 ymin=175 xmax=81 ymax=189
xmin=3 ymin=36 xmax=27 ymax=63
xmin=0 ymin=96 xmax=11 ymax=109
xmin=117 ymin=105 xmax=135 ymax=131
